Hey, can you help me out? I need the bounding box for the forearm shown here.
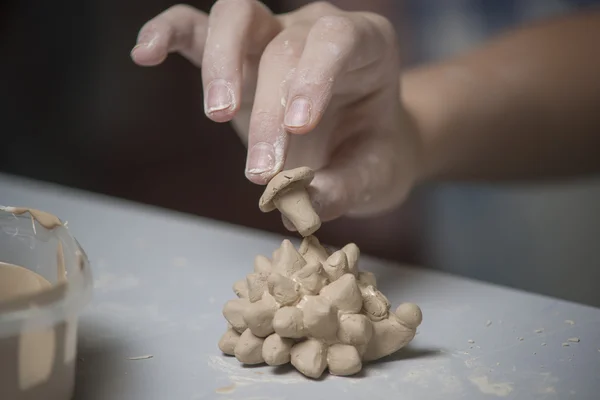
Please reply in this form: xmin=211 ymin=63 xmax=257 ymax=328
xmin=403 ymin=9 xmax=600 ymax=182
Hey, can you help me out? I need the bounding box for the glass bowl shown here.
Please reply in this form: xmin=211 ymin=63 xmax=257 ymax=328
xmin=0 ymin=206 xmax=93 ymax=400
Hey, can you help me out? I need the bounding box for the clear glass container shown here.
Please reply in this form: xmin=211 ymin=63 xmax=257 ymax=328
xmin=0 ymin=206 xmax=93 ymax=400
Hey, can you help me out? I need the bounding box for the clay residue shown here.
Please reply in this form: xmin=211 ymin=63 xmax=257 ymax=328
xmin=215 ymin=383 xmax=236 ymax=394
xmin=0 ymin=263 xmax=52 ymax=303
xmin=1 ymin=206 xmax=62 ymax=230
xmin=469 ymin=375 xmax=514 ymax=397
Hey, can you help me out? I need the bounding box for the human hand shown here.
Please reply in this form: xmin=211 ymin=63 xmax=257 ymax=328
xmin=131 ymin=1 xmax=422 ymax=225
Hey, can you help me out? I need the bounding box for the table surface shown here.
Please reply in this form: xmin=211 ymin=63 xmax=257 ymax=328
xmin=2 ymin=173 xmax=599 ymax=400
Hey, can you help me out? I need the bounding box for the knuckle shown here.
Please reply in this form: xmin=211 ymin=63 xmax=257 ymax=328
xmin=305 ymin=1 xmax=338 ymax=16
xmin=167 ymin=4 xmax=196 ymax=14
xmin=210 ymin=0 xmax=254 ymax=16
xmin=313 ymin=15 xmax=356 ymax=38
xmin=263 ymin=36 xmax=303 ymax=60
xmin=364 ymin=12 xmax=396 ymax=42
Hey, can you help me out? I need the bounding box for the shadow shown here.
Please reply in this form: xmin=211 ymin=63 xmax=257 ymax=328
xmin=272 ymin=364 xmax=329 ymax=381
xmin=362 ymin=346 xmax=444 ymax=376
xmin=72 ymin=318 xmax=134 ymax=400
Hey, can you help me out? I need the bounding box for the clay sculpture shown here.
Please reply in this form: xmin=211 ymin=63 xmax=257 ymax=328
xmin=259 ymin=167 xmax=321 ymax=237
xmin=219 ymin=168 xmax=422 ymax=378
xmin=219 ymin=236 xmax=422 ymax=378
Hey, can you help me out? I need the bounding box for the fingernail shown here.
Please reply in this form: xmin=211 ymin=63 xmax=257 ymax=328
xmin=246 ymin=142 xmax=275 ymax=175
xmin=205 ymin=80 xmax=233 ymax=114
xmin=284 ymin=97 xmax=311 ymax=127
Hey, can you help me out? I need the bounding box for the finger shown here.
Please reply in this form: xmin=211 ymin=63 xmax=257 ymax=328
xmin=309 ymin=131 xmax=416 ymax=221
xmin=202 ymin=0 xmax=281 ymax=122
xmin=283 ymin=14 xmax=394 ymax=134
xmin=131 ymin=4 xmax=208 ymax=67
xmin=244 ymin=29 xmax=307 ymax=184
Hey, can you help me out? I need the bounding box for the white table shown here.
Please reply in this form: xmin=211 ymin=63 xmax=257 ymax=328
xmin=1 ymin=173 xmax=599 ymax=400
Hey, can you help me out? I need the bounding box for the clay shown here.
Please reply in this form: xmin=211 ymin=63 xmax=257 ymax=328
xmin=291 ymin=261 xmax=328 ymax=295
xmin=262 ymin=333 xmax=294 ymax=366
xmin=218 ymin=327 xmax=240 ymax=355
xmin=219 ymin=237 xmax=422 ymax=378
xmin=320 ymin=274 xmax=362 ymax=314
xmin=232 ymin=280 xmax=248 ymax=298
xmin=234 ymin=329 xmax=265 ymax=364
xmin=302 ymin=296 xmax=338 ymax=340
xmin=337 ymin=314 xmax=373 ymax=346
xmin=267 ymin=273 xmax=300 ymax=306
xmin=219 ymin=168 xmax=422 ymax=378
xmin=341 ymin=243 xmax=360 ymax=276
xmin=322 ymin=250 xmax=349 ymax=281
xmin=361 ymin=285 xmax=391 ymax=321
xmin=272 ymin=240 xmax=306 ymax=277
xmin=299 ymin=236 xmax=329 ymax=264
xmin=243 ymin=292 xmax=278 ymax=337
xmin=1 ymin=207 xmax=63 ymax=230
xmin=246 ymin=272 xmax=270 ymax=303
xmin=290 ymin=339 xmax=328 ymax=379
xmin=0 ymin=263 xmax=52 ymax=302
xmin=254 ymin=255 xmax=272 ymax=273
xmin=259 ymin=167 xmax=321 ymax=237
xmin=273 ymin=306 xmax=305 ymax=338
xmin=327 ymin=344 xmax=362 ymax=376
xmin=222 ymin=298 xmax=250 ymax=333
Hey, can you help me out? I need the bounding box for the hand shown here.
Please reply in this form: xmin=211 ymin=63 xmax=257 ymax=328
xmin=131 ymin=1 xmax=422 ymax=226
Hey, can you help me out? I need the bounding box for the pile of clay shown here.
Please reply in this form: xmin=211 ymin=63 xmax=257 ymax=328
xmin=218 ymin=167 xmax=422 ymax=378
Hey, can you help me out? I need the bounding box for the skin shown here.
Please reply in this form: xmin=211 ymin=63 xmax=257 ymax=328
xmin=132 ymin=1 xmax=600 ymax=228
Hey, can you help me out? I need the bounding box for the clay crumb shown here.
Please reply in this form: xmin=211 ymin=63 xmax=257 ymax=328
xmin=128 ymin=355 xmax=153 ymax=360
xmin=562 ymin=343 xmax=570 ymax=347
xmin=468 ymin=339 xmax=475 ymax=344
xmin=485 ymin=320 xmax=492 ymax=327
xmin=215 ymin=383 xmax=236 ymax=394
xmin=534 ymin=329 xmax=544 ymax=334
xmin=567 ymin=337 xmax=580 ymax=343
xmin=565 ymin=320 xmax=575 ymax=325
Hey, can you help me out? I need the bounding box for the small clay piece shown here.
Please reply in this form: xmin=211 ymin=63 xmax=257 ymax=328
xmin=262 ymin=333 xmax=294 ymax=365
xmin=319 ymin=274 xmax=362 ymax=314
xmin=232 ymin=280 xmax=248 ymax=298
xmin=272 ymin=240 xmax=306 ymax=277
xmin=246 ymin=272 xmax=270 ymax=303
xmin=299 ymin=236 xmax=329 ymax=264
xmin=254 ymin=255 xmax=272 ymax=273
xmin=327 ymin=344 xmax=362 ymax=376
xmin=290 ymin=339 xmax=328 ymax=379
xmin=337 ymin=314 xmax=373 ymax=346
xmin=358 ymin=271 xmax=377 ymax=288
xmin=243 ymin=292 xmax=278 ymax=337
xmin=234 ymin=329 xmax=265 ymax=364
xmin=302 ymin=296 xmax=338 ymax=340
xmin=360 ymin=285 xmax=391 ymax=322
xmin=219 ymin=234 xmax=422 ymax=378
xmin=218 ymin=327 xmax=241 ymax=355
xmin=259 ymin=167 xmax=321 ymax=236
xmin=341 ymin=243 xmax=360 ymax=276
xmin=292 ymin=261 xmax=328 ymax=295
xmin=322 ymin=251 xmax=349 ymax=281
xmin=273 ymin=306 xmax=305 ymax=338
xmin=267 ymin=273 xmax=300 ymax=306
xmin=222 ymin=298 xmax=250 ymax=333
